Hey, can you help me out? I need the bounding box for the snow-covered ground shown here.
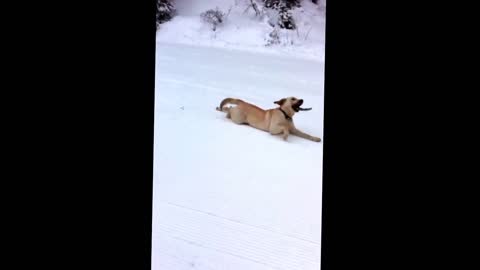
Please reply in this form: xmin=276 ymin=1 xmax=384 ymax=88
xmin=153 ymin=1 xmax=325 ymax=269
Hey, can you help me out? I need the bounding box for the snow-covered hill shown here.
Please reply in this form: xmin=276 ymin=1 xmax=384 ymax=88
xmin=157 ymin=0 xmax=326 ymax=61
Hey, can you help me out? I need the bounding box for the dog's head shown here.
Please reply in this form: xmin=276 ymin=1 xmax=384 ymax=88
xmin=274 ymin=97 xmax=304 ymax=113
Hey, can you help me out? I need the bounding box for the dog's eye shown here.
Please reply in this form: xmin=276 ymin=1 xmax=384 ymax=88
xmin=292 ymin=98 xmax=296 ymax=101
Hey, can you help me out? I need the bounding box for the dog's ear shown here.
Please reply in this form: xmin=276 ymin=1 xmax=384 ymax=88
xmin=274 ymin=98 xmax=286 ymax=106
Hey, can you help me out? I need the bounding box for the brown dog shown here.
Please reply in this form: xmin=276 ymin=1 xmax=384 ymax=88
xmin=216 ymin=97 xmax=321 ymax=142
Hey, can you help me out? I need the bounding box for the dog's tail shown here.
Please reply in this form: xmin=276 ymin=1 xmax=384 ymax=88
xmin=216 ymin=98 xmax=242 ymax=112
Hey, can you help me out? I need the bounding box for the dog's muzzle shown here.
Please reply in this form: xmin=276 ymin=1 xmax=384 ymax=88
xmin=292 ymin=99 xmax=304 ymax=112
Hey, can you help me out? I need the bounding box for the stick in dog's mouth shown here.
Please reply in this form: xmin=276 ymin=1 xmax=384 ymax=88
xmin=292 ymin=102 xmax=312 ymax=112
xmin=293 ymin=101 xmax=312 ymax=111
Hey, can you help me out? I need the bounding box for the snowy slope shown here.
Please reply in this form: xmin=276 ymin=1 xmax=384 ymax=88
xmin=157 ymin=0 xmax=326 ymax=61
xmin=152 ymin=43 xmax=324 ymax=270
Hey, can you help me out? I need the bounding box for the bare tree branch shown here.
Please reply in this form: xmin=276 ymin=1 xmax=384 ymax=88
xmin=250 ymin=0 xmax=261 ymax=17
xmin=304 ymin=26 xmax=313 ymax=41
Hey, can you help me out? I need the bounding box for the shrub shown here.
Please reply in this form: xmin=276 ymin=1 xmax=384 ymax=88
xmin=265 ymin=28 xmax=281 ymax=46
xmin=200 ymin=8 xmax=229 ymax=31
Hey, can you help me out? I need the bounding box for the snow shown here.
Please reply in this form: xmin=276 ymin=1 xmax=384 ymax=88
xmin=153 ymin=1 xmax=325 ymax=269
xmin=157 ymin=0 xmax=326 ymax=62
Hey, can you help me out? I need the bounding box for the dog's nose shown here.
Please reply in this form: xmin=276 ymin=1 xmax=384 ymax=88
xmin=299 ymin=99 xmax=304 ymax=103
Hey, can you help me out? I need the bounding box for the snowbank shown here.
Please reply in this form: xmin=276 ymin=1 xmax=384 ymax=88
xmin=156 ymin=0 xmax=326 ymax=62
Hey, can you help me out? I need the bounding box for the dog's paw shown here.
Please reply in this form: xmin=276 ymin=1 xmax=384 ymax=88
xmin=313 ymin=137 xmax=321 ymax=142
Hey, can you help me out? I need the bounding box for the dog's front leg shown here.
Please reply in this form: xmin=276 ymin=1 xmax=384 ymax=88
xmin=282 ymin=126 xmax=290 ymax=141
xmin=269 ymin=126 xmax=290 ymax=141
xmin=291 ymin=127 xmax=321 ymax=142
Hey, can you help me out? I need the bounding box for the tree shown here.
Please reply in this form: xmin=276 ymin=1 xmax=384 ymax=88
xmin=156 ymin=0 xmax=176 ymax=29
xmin=262 ymin=0 xmax=298 ymax=30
